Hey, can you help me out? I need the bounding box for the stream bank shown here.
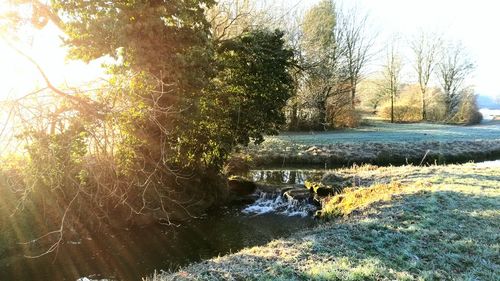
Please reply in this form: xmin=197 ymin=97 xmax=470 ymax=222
xmin=236 ymin=122 xmax=500 ymax=168
xmin=242 ymin=139 xmax=500 ymax=168
xmin=147 ymin=162 xmax=500 ymax=281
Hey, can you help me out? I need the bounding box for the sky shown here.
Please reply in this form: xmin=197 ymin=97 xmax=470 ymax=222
xmin=0 ymin=0 xmax=499 ymax=101
xmin=291 ymin=0 xmax=500 ymax=98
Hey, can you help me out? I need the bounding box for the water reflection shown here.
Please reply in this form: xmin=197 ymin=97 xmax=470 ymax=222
xmin=249 ymin=169 xmax=324 ymax=184
xmin=0 ymin=203 xmax=316 ymax=281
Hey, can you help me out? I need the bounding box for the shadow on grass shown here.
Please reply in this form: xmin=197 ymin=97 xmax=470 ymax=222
xmin=165 ymin=189 xmax=499 ymax=280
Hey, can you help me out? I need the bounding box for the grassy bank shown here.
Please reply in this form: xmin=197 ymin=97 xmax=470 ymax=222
xmin=241 ymin=122 xmax=500 ymax=168
xmin=147 ymin=163 xmax=499 ymax=280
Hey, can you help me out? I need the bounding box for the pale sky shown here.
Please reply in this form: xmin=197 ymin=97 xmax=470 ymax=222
xmin=0 ymin=0 xmax=499 ymax=101
xmin=292 ymin=0 xmax=500 ymax=98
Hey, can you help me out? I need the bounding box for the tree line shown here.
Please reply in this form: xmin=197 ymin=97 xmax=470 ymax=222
xmin=281 ymin=0 xmax=481 ymax=129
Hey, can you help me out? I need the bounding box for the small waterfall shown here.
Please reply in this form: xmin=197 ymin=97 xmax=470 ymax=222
xmin=241 ymin=191 xmax=317 ymax=217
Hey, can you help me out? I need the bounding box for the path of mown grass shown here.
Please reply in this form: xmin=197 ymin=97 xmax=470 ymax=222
xmin=147 ymin=163 xmax=499 ymax=281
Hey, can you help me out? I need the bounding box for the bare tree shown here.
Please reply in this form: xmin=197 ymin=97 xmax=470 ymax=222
xmin=437 ymin=41 xmax=475 ymax=118
xmin=207 ymin=0 xmax=280 ymax=41
xmin=410 ymin=32 xmax=441 ymax=121
xmin=338 ymin=6 xmax=375 ymax=109
xmin=207 ymin=0 xmax=252 ymax=40
xmin=381 ymin=37 xmax=403 ymax=123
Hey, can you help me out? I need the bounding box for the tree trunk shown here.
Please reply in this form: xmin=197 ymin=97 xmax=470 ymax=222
xmin=318 ymin=99 xmax=327 ymax=130
xmin=390 ymin=91 xmax=394 ymax=123
xmin=421 ymin=89 xmax=426 ymax=121
xmin=351 ymin=87 xmax=356 ymax=110
xmin=290 ymin=99 xmax=298 ymax=130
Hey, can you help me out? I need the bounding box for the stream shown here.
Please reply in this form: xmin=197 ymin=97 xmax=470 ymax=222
xmin=0 ymin=171 xmax=320 ymax=281
xmin=3 ymin=160 xmax=497 ymax=280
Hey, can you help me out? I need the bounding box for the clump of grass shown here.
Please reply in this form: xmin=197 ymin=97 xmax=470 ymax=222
xmin=321 ymin=181 xmax=412 ymax=219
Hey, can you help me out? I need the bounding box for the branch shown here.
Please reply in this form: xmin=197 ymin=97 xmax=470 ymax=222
xmin=32 ymin=0 xmax=64 ymax=30
xmin=2 ymin=37 xmax=103 ymax=118
xmin=22 ymin=190 xmax=80 ymax=259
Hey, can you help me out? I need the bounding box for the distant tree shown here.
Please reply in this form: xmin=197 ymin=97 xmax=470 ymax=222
xmin=339 ymin=6 xmax=374 ymax=110
xmin=381 ymin=38 xmax=403 ymax=123
xmin=298 ymin=2 xmax=374 ymax=129
xmin=453 ymin=88 xmax=482 ymax=124
xmin=302 ymin=0 xmax=336 ymax=61
xmin=300 ymin=0 xmax=339 ymax=129
xmin=437 ymin=41 xmax=475 ymax=119
xmin=279 ymin=10 xmax=305 ymax=131
xmin=410 ymin=32 xmax=442 ymax=121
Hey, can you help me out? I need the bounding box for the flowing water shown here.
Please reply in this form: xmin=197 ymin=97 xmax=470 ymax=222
xmin=242 ymin=191 xmax=317 ymax=217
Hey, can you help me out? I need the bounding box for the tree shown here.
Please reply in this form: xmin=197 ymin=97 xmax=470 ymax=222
xmin=177 ymin=29 xmax=295 ymax=169
xmin=297 ymin=2 xmax=373 ymax=129
xmin=381 ymin=38 xmax=403 ymax=123
xmin=437 ymin=41 xmax=475 ymax=118
xmin=339 ymin=6 xmax=374 ymax=110
xmin=453 ymin=88 xmax=482 ymax=124
xmin=410 ymin=32 xmax=441 ymax=121
xmin=1 ymin=0 xmax=295 ymax=255
xmin=280 ymin=10 xmax=305 ymax=131
xmin=300 ymin=0 xmax=338 ymax=129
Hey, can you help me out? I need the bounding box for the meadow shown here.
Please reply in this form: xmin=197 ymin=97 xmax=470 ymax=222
xmin=242 ymin=121 xmax=500 ymax=167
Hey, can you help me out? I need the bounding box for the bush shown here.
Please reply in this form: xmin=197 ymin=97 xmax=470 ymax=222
xmin=378 ymin=104 xmax=421 ymax=122
xmin=327 ymin=107 xmax=359 ymax=128
xmin=426 ymin=103 xmax=447 ymax=122
xmin=450 ymin=93 xmax=483 ymax=125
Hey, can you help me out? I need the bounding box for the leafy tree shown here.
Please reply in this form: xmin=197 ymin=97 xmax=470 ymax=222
xmin=173 ymin=29 xmax=295 ymax=170
xmin=0 ymin=0 xmax=295 ymax=253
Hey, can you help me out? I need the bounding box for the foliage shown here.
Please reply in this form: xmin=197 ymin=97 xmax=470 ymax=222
xmin=177 ymin=29 xmax=295 ymax=170
xmin=378 ymin=104 xmax=422 ymax=123
xmin=375 ymin=83 xmax=481 ymax=125
xmin=0 ymin=0 xmax=296 ymax=255
xmin=451 ymin=90 xmax=483 ymax=125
